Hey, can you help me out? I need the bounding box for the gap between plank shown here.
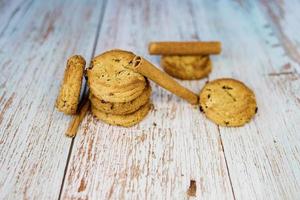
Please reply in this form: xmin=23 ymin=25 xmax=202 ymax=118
xmin=57 ymin=1 xmax=108 ymax=199
xmin=217 ymin=126 xmax=236 ymax=200
xmin=206 ymin=76 xmax=236 ymax=199
xmin=58 ymin=138 xmax=75 ymax=200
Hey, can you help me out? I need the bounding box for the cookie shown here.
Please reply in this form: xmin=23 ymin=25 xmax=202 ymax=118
xmin=161 ymin=55 xmax=212 ymax=80
xmin=199 ymin=78 xmax=257 ymax=127
xmin=87 ymin=49 xmax=147 ymax=103
xmin=55 ymin=55 xmax=86 ymax=114
xmin=90 ymin=83 xmax=151 ymax=115
xmin=91 ymin=101 xmax=151 ymax=127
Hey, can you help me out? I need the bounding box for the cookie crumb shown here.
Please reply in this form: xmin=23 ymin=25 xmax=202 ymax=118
xmin=255 ymin=107 xmax=258 ymax=113
xmin=187 ymin=180 xmax=196 ymax=197
xmin=153 ymin=122 xmax=157 ymax=126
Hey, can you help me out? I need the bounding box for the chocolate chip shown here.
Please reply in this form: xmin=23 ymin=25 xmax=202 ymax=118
xmin=118 ymin=70 xmax=125 ymax=75
xmin=222 ymin=86 xmax=233 ymax=90
xmin=207 ymin=94 xmax=211 ymax=99
xmin=199 ymin=106 xmax=204 ymax=112
xmin=255 ymin=107 xmax=258 ymax=113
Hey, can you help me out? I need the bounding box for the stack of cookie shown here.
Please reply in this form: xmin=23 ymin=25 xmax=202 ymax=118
xmin=87 ymin=49 xmax=152 ymax=127
xmin=149 ymin=41 xmax=221 ymax=80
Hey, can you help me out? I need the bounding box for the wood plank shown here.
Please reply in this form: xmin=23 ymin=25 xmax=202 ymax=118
xmin=186 ymin=0 xmax=300 ymax=199
xmin=0 ymin=0 xmax=28 ymax=37
xmin=0 ymin=0 xmax=105 ymax=199
xmin=61 ymin=0 xmax=234 ymax=199
xmin=257 ymin=0 xmax=300 ymax=70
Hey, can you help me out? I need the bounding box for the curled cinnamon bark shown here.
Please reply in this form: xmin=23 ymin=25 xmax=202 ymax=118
xmin=149 ymin=41 xmax=221 ymax=55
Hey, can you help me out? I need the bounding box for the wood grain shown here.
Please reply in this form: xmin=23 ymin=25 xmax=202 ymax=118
xmin=0 ymin=0 xmax=105 ymax=199
xmin=0 ymin=0 xmax=29 ymax=38
xmin=186 ymin=0 xmax=300 ymax=199
xmin=1 ymin=0 xmax=299 ymax=199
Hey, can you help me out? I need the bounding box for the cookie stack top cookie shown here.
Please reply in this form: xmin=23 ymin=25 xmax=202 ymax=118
xmin=87 ymin=50 xmax=147 ymax=103
xmin=87 ymin=49 xmax=152 ymax=127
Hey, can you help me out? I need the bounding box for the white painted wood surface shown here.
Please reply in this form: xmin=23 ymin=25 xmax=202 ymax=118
xmin=0 ymin=0 xmax=105 ymax=199
xmin=1 ymin=0 xmax=300 ymax=199
xmin=195 ymin=1 xmax=300 ymax=199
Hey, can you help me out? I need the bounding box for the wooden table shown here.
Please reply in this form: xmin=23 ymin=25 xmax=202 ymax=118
xmin=0 ymin=0 xmax=299 ymax=199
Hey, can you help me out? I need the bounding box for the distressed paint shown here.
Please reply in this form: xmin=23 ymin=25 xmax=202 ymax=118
xmin=188 ymin=1 xmax=300 ymax=199
xmin=0 ymin=0 xmax=299 ymax=200
xmin=0 ymin=0 xmax=105 ymax=199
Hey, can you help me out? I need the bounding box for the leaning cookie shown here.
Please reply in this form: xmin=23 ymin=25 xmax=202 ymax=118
xmin=90 ymin=84 xmax=151 ymax=115
xmin=199 ymin=78 xmax=257 ymax=127
xmin=55 ymin=55 xmax=85 ymax=115
xmin=161 ymin=55 xmax=212 ymax=80
xmin=91 ymin=102 xmax=151 ymax=127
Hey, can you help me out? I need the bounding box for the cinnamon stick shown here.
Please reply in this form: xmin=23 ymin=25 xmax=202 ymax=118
xmin=65 ymin=97 xmax=90 ymax=138
xmin=127 ymin=56 xmax=199 ymax=105
xmin=148 ymin=41 xmax=221 ymax=55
